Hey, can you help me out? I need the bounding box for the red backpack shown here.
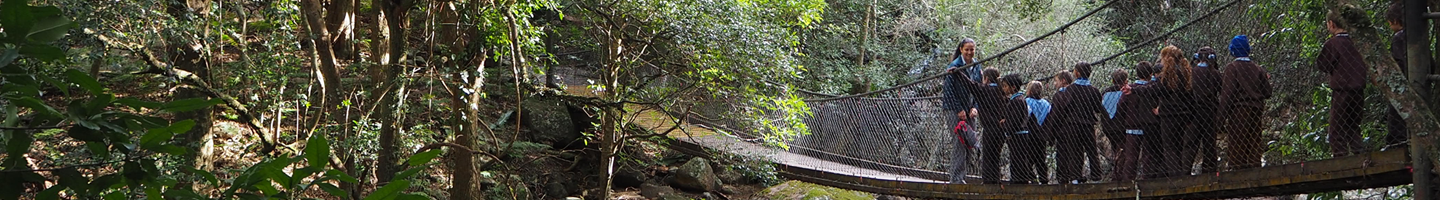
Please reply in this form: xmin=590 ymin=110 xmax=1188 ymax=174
xmin=954 ymin=121 xmax=978 ymax=149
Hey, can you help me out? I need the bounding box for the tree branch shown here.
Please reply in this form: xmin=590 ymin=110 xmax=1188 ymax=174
xmin=129 ymin=49 xmax=279 ymax=154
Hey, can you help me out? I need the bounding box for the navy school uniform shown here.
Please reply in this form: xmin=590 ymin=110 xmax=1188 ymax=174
xmin=1010 ymin=93 xmax=1052 ymax=184
xmin=1051 ymin=79 xmax=1106 ymax=183
xmin=951 ymin=77 xmax=1011 ymax=183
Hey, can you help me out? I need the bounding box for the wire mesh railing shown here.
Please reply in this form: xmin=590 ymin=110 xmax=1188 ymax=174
xmin=776 ymin=0 xmax=1416 ymax=185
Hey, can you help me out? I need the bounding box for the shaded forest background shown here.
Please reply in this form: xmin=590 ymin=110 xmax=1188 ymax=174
xmin=0 ymin=0 xmax=1428 ymax=199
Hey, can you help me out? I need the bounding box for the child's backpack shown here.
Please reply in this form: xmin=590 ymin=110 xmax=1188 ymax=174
xmin=954 ymin=121 xmax=980 ymax=149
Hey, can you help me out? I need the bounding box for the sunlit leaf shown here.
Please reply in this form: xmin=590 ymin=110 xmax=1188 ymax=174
xmin=361 ymin=180 xmax=410 ymax=200
xmin=160 ymin=98 xmax=222 ymax=113
xmin=137 ymin=129 xmax=174 ymax=149
xmin=306 ymin=135 xmax=331 ymax=170
xmin=407 ymin=149 xmax=442 ymax=166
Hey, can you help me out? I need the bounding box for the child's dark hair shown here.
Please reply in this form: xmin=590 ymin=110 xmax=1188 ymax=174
xmin=983 ymin=67 xmax=1001 ymax=83
xmin=1388 ymin=2 xmax=1404 ymax=24
xmin=1073 ymin=62 xmax=1092 ymax=79
xmin=1002 ymin=74 xmax=1025 ymax=92
xmin=1110 ymin=69 xmax=1128 ymax=86
xmin=951 ymin=38 xmax=977 ymax=61
xmin=1054 ymin=70 xmax=1074 ymax=84
xmin=1196 ymin=46 xmax=1218 ymax=65
xmin=1136 ymin=61 xmax=1155 ymax=80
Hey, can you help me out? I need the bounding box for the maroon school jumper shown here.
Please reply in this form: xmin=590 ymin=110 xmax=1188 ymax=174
xmin=1219 ymin=57 xmax=1271 ymax=169
xmin=1316 ymin=33 xmax=1367 ymax=157
xmin=1190 ymin=63 xmax=1223 ymax=173
xmin=1113 ymin=80 xmax=1160 ymax=181
xmin=1068 ymin=81 xmax=1106 ymax=180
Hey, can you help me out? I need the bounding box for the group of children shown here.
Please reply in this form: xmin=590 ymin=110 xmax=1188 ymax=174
xmin=945 ymin=35 xmax=1273 ymax=184
xmin=937 ymin=2 xmax=1425 ymax=184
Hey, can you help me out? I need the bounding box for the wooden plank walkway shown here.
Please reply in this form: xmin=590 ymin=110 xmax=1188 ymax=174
xmin=668 ymin=132 xmax=1414 ymax=199
xmin=677 ymin=134 xmax=946 ymax=184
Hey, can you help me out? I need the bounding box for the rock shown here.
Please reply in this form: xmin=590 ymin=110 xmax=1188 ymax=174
xmin=716 ymin=166 xmax=749 ymax=185
xmin=670 ymin=158 xmax=724 ymax=192
xmin=876 ymin=194 xmax=913 ymax=200
xmin=640 ymin=183 xmax=676 ymax=199
xmin=612 ymin=166 xmax=648 ymax=189
xmin=763 ymin=180 xmax=876 ymax=200
xmin=658 ymin=194 xmax=691 ymax=200
xmin=521 ymin=97 xmax=581 ymax=148
xmin=545 ymin=181 xmax=569 ymax=198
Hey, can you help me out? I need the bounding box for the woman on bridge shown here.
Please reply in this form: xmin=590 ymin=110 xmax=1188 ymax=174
xmin=945 ymin=38 xmax=985 ymax=184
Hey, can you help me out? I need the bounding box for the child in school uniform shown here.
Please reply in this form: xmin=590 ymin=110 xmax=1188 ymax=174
xmin=1068 ymin=63 xmax=1107 ymax=182
xmin=997 ymin=74 xmax=1032 ymax=184
xmin=1317 ymin=11 xmax=1368 ymax=157
xmin=948 ymin=68 xmax=1007 ymax=184
xmin=1012 ymin=80 xmax=1053 ymax=184
xmin=1113 ymin=62 xmax=1161 ymax=181
xmin=1132 ymin=46 xmax=1196 ymax=177
xmin=1100 ymin=69 xmax=1128 ymax=166
xmin=1050 ymin=71 xmax=1082 ymax=184
xmin=1190 ymin=47 xmax=1224 ymax=173
xmin=951 ymin=68 xmax=1012 ymax=184
xmin=1220 ymin=35 xmax=1273 ymax=169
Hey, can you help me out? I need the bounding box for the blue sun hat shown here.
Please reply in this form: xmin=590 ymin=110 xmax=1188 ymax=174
xmin=1229 ymin=35 xmax=1251 ymax=58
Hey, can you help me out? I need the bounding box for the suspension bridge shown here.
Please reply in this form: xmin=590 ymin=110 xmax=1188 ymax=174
xmin=624 ymin=0 xmax=1440 ymax=199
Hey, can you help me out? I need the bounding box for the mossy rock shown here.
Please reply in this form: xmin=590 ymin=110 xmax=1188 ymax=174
xmin=763 ymin=180 xmax=876 ymax=200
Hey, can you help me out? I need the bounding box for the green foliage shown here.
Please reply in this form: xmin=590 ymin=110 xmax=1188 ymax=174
xmin=0 ymin=1 xmax=450 ymax=198
xmin=1272 ymin=86 xmax=1336 ymax=162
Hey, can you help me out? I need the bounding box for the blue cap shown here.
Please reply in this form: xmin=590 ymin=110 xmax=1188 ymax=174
xmin=1229 ymin=35 xmax=1251 ymax=58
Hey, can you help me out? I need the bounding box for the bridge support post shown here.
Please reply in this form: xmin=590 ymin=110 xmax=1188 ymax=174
xmin=1406 ymin=0 xmax=1436 ymax=199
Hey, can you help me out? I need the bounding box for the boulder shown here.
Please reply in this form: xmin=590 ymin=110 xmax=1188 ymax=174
xmin=545 ymin=181 xmax=569 ymax=198
xmin=521 ymin=97 xmax=581 ymax=148
xmin=763 ymin=180 xmax=876 ymax=200
xmin=612 ymin=166 xmax=648 ymax=189
xmin=669 ymin=158 xmax=723 ymax=192
xmin=716 ymin=166 xmax=749 ymax=185
xmin=640 ymin=183 xmax=676 ymax=199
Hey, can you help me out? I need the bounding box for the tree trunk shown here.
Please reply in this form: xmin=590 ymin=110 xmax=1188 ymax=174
xmin=326 ymin=0 xmax=357 ymax=60
xmin=1350 ymin=5 xmax=1440 ymax=197
xmin=299 ymin=0 xmax=352 ymax=198
xmin=163 ymin=0 xmax=213 ymax=190
xmin=172 ymin=42 xmax=213 ymax=191
xmin=373 ymin=0 xmax=414 ymax=189
xmin=448 ymin=68 xmax=482 ymax=200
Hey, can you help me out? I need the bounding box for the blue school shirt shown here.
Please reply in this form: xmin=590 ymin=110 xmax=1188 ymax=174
xmin=1102 ymin=91 xmax=1122 ymax=119
xmin=1025 ymin=97 xmax=1052 ymax=126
